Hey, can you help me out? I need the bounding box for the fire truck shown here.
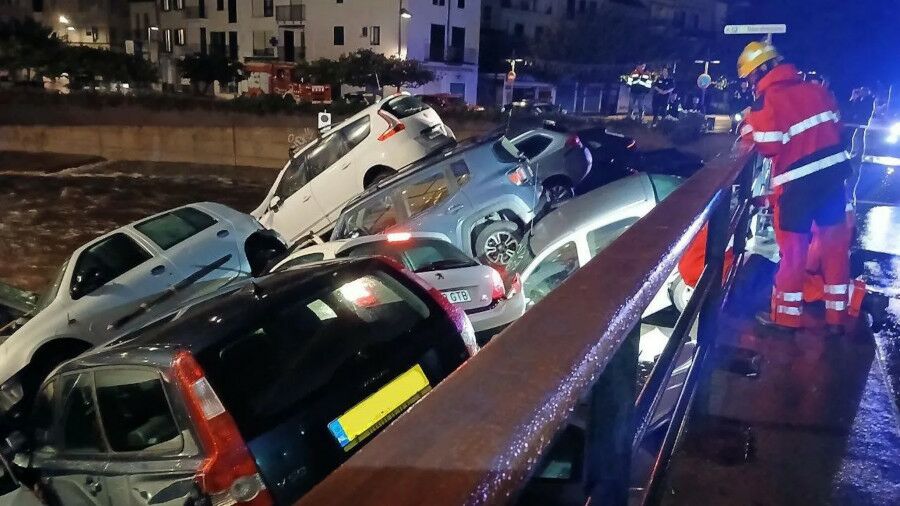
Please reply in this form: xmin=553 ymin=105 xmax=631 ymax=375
xmin=244 ymin=61 xmax=332 ymax=104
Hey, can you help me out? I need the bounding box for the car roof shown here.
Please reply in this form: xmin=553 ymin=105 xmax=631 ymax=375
xmin=55 ymin=258 xmax=385 ymax=373
xmin=278 ymin=232 xmax=453 ymax=268
xmin=527 ymin=173 xmax=656 ymax=254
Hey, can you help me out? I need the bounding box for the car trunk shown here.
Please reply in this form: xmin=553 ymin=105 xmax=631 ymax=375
xmin=415 ymin=265 xmax=495 ymax=313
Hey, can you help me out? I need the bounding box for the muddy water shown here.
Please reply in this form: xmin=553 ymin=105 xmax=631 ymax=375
xmin=0 ymin=159 xmax=274 ymax=293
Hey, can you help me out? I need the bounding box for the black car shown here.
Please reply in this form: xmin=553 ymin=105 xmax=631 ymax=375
xmin=13 ymin=257 xmax=476 ymax=506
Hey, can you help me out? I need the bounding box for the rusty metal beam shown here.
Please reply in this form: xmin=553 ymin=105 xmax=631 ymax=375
xmin=296 ymin=149 xmax=752 ymax=506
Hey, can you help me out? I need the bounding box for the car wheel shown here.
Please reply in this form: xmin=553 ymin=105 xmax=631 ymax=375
xmin=364 ymin=168 xmax=397 ymax=188
xmin=670 ymin=276 xmax=693 ymax=314
xmin=543 ymin=179 xmax=575 ymax=206
xmin=475 ymin=221 xmax=522 ymax=268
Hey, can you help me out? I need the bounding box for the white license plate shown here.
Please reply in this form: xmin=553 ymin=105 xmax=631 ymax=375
xmin=443 ymin=290 xmax=471 ymax=304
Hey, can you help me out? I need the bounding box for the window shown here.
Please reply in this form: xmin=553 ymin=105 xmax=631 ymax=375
xmin=458 ymin=0 xmax=465 ymax=7
xmin=175 ymin=0 xmax=184 ymax=9
xmin=59 ymin=373 xmax=104 ymax=453
xmin=433 ymin=0 xmax=446 ymax=5
xmin=333 ymin=26 xmax=344 ymax=45
xmin=176 ymin=28 xmax=185 ymax=45
xmin=164 ymin=28 xmax=173 ymax=52
xmin=277 ymin=252 xmax=326 ymax=271
xmin=265 ymin=0 xmax=273 ymax=16
xmin=31 ymin=380 xmax=57 ymax=452
xmin=135 ymin=208 xmax=216 ymax=250
xmin=692 ymin=13 xmax=700 ymax=30
xmin=217 ymin=0 xmax=223 ymax=10
xmin=252 ymin=0 xmax=273 ymax=17
xmin=449 ymin=82 xmax=466 ymax=98
xmin=482 ymin=5 xmax=491 ymax=23
xmin=361 ymin=26 xmax=368 ymax=37
xmin=194 ymin=270 xmax=431 ymax=439
xmin=566 ymin=0 xmax=574 ymax=18
xmin=162 ymin=0 xmax=171 ymax=11
xmin=370 ymin=25 xmax=380 ymax=45
xmin=524 ymin=241 xmax=580 ymax=305
xmin=341 ymin=238 xmax=477 ymax=273
xmin=306 ymin=133 xmax=348 ymax=180
xmin=253 ymin=30 xmax=275 ymax=56
xmin=72 ymin=233 xmax=152 ymax=299
xmin=534 ymin=25 xmax=544 ymax=39
xmin=515 ymin=134 xmax=553 ymax=159
xmin=95 ymin=369 xmax=181 ymax=453
xmin=586 ymin=218 xmax=639 ymax=256
xmin=450 ymin=160 xmax=470 ymax=186
xmin=648 ymin=174 xmax=684 ymax=202
xmin=341 ymin=116 xmax=371 ymax=152
xmin=381 ymin=94 xmax=428 ymax=119
xmin=513 ymin=23 xmax=524 ymax=37
xmin=335 ymin=193 xmax=400 ymax=237
xmin=401 ymin=171 xmax=452 ymax=218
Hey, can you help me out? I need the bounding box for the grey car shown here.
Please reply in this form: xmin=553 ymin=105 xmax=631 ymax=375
xmin=510 ymin=126 xmax=593 ymax=205
xmin=331 ymin=133 xmax=544 ymax=268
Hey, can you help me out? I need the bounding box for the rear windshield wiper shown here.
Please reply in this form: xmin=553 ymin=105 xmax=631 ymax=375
xmin=414 ymin=259 xmax=477 ymax=272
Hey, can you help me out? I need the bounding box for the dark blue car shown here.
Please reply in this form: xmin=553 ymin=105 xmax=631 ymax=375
xmin=17 ymin=257 xmax=476 ymax=505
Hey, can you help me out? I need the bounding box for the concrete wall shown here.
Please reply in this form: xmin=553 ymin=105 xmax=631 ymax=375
xmin=0 ymin=125 xmax=318 ymax=169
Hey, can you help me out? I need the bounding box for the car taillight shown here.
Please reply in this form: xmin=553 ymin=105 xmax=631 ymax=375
xmin=490 ymin=268 xmax=506 ymax=301
xmin=387 ymin=232 xmax=412 ymax=242
xmin=507 ymin=273 xmax=522 ymax=299
xmin=566 ymin=134 xmax=583 ymax=149
xmin=380 ymin=258 xmax=479 ymax=356
xmin=377 ymin=110 xmax=406 ymax=141
xmin=172 ymin=350 xmax=273 ymax=506
xmin=506 ymin=166 xmax=530 ymax=186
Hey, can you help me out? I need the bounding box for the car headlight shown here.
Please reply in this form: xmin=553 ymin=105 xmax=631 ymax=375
xmin=733 ymin=113 xmax=743 ymax=122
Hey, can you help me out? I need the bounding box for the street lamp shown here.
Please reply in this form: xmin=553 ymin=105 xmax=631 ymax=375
xmin=398 ymin=1 xmax=412 ymax=58
xmin=58 ymin=15 xmax=70 ymax=24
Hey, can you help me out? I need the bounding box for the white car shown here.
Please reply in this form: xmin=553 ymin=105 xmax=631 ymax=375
xmin=0 ymin=202 xmax=286 ymax=411
xmin=253 ymin=93 xmax=456 ymax=244
xmin=272 ymin=232 xmax=525 ymax=342
xmin=519 ymin=173 xmax=684 ymax=316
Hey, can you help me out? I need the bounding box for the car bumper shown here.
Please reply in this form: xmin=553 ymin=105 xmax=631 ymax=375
xmin=466 ymin=290 xmax=526 ymax=338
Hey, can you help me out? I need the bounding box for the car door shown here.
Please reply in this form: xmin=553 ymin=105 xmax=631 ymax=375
xmin=33 ymin=372 xmax=113 ymax=506
xmin=133 ymin=207 xmax=244 ymax=300
xmin=92 ymin=368 xmax=201 ymax=506
xmin=263 ymin=149 xmax=328 ymax=243
xmin=396 ymin=161 xmax=472 ymax=251
xmin=310 ymin=116 xmax=372 ymax=225
xmin=67 ymin=232 xmax=177 ymax=344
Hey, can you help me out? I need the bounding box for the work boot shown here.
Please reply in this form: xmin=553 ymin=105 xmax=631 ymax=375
xmin=755 ymin=311 xmax=797 ymax=335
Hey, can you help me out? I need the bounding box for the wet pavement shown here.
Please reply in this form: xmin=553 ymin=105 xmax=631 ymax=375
xmin=0 ymin=153 xmax=273 ymax=293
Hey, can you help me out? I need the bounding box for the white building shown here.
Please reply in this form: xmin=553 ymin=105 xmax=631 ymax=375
xmin=2 ymin=0 xmax=131 ymax=49
xmin=131 ymin=0 xmax=481 ymax=103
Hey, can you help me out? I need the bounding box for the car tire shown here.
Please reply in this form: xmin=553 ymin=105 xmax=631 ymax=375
xmin=670 ymin=276 xmax=693 ymax=314
xmin=543 ymin=178 xmax=575 ymax=206
xmin=364 ymin=168 xmax=396 ymax=188
xmin=474 ymin=221 xmax=522 ymax=268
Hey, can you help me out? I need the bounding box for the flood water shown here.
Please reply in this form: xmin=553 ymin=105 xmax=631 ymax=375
xmin=0 ymin=158 xmax=273 ymax=293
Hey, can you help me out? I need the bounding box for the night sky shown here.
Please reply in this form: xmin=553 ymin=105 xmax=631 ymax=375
xmin=723 ymin=0 xmax=900 ymax=97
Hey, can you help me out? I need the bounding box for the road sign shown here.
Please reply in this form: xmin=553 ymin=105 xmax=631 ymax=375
xmin=724 ymin=24 xmax=787 ymax=35
xmin=318 ymin=111 xmax=332 ymax=130
xmin=697 ymin=74 xmax=712 ymax=90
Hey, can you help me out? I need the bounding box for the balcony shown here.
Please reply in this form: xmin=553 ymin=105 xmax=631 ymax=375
xmin=278 ymin=45 xmax=306 ymax=62
xmin=252 ymin=47 xmax=276 ymax=58
xmin=276 ymin=3 xmax=305 ymax=23
xmin=425 ymin=44 xmax=478 ymax=65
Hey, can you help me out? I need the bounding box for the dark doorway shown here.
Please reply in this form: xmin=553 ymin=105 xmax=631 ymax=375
xmin=228 ymin=31 xmax=238 ymax=60
xmin=429 ymin=24 xmax=445 ymax=61
xmin=283 ymin=30 xmax=295 ymax=62
xmin=200 ymin=27 xmax=207 ymax=54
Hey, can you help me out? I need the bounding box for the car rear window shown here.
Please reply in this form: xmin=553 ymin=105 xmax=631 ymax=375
xmin=648 ymin=174 xmax=684 ymax=202
xmin=381 ymin=95 xmax=430 ymax=119
xmin=334 ymin=193 xmax=401 ymax=238
xmin=135 ymin=207 xmax=217 ymax=250
xmin=515 ymin=134 xmax=554 ymax=159
xmin=195 ymin=268 xmax=434 ymax=439
xmin=492 ymin=137 xmax=521 ymax=163
xmin=340 ymin=238 xmax=478 ymax=272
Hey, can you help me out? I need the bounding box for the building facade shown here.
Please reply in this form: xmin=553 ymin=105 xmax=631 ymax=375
xmin=2 ymin=0 xmax=131 ymax=49
xmin=131 ymin=0 xmax=481 ymax=103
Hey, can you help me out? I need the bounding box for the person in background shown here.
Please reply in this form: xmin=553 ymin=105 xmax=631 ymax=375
xmin=731 ymin=81 xmax=754 ymax=133
xmin=651 ymin=68 xmax=675 ymax=126
xmin=626 ymin=63 xmax=653 ymax=121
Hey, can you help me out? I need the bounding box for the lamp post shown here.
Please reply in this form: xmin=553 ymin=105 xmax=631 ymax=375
xmin=694 ymin=59 xmax=720 ymax=112
xmin=398 ymin=1 xmax=412 ymax=59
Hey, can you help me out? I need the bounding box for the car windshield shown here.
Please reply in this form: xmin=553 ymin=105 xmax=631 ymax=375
xmin=339 ymin=238 xmax=478 ymax=272
xmin=34 ymin=260 xmax=68 ymax=312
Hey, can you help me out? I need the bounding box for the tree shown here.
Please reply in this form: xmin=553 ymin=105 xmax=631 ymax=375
xmin=51 ymin=45 xmax=158 ymax=88
xmin=0 ymin=18 xmax=63 ymax=80
xmin=177 ymin=54 xmax=243 ymax=95
xmin=294 ymin=50 xmax=434 ymax=95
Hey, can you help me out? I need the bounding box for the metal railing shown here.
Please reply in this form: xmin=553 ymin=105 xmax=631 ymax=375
xmin=276 ymin=3 xmax=305 ymax=22
xmin=294 ymin=148 xmax=758 ymax=505
xmin=425 ymin=44 xmax=478 ymax=64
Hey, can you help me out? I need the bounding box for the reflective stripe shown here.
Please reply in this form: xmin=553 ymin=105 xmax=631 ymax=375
xmin=824 ymin=284 xmax=848 ymax=295
xmin=753 ymin=130 xmax=784 ymax=143
xmin=740 ymin=124 xmax=754 ymax=137
xmin=825 ymin=300 xmax=847 ymax=311
xmin=779 ymin=291 xmax=803 ymax=302
xmin=782 ymin=111 xmax=840 ymax=143
xmin=777 ymin=305 xmax=802 ymax=316
xmin=771 ymin=151 xmax=850 ymax=187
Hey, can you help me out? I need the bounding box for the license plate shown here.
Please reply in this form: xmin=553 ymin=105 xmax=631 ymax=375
xmin=443 ymin=290 xmax=471 ymax=304
xmin=327 ymin=364 xmax=431 ymax=452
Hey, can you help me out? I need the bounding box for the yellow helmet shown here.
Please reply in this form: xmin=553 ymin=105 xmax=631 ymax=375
xmin=737 ymin=41 xmax=779 ymax=78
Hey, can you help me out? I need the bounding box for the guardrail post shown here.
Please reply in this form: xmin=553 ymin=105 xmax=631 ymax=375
xmin=698 ymin=186 xmax=732 ymax=350
xmin=586 ymin=324 xmax=640 ymax=506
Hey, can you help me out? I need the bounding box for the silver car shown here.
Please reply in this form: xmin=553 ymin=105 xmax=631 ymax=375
xmin=331 ymin=133 xmax=544 ymax=268
xmin=0 ymin=202 xmax=286 ymax=412
xmin=510 ymin=126 xmax=593 ymax=205
xmin=518 ymin=173 xmax=684 ymax=315
xmin=272 ymin=232 xmax=526 ymax=341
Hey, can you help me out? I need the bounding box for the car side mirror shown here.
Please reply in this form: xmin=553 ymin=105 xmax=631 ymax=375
xmin=71 ymin=267 xmax=104 ymax=299
xmin=269 ymin=195 xmax=282 ymax=212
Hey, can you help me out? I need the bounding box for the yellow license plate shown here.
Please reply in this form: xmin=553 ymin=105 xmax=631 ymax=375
xmin=327 ymin=364 xmax=431 ymax=452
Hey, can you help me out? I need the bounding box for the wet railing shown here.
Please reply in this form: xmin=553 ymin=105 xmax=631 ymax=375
xmin=297 ymin=148 xmax=758 ymax=506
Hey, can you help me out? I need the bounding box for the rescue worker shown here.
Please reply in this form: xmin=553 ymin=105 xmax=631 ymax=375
xmin=737 ymin=41 xmax=851 ymax=333
xmin=627 ymin=63 xmax=653 ymax=121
